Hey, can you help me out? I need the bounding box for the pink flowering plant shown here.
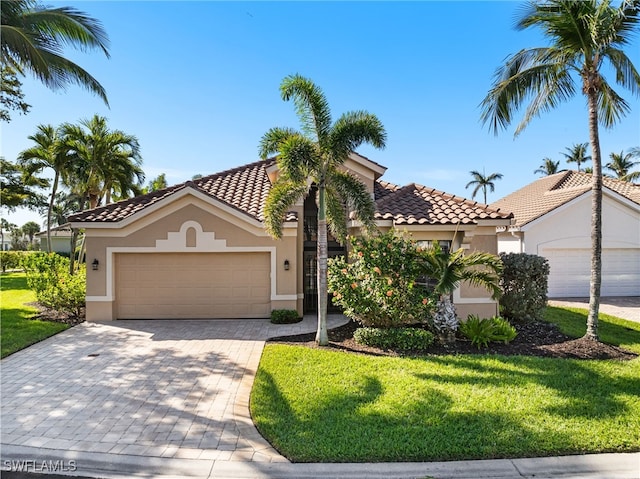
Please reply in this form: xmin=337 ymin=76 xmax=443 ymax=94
xmin=328 ymin=231 xmax=435 ymax=328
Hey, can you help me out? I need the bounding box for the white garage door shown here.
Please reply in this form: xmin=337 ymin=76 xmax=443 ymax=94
xmin=115 ymin=253 xmax=271 ymax=319
xmin=545 ymin=248 xmax=640 ymax=298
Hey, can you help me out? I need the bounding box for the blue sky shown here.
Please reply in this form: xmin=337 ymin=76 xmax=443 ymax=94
xmin=2 ymin=0 xmax=639 ymax=227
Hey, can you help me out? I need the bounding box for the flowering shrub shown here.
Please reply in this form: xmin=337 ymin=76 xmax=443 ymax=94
xmin=328 ymin=231 xmax=435 ymax=328
xmin=22 ymin=252 xmax=86 ymax=317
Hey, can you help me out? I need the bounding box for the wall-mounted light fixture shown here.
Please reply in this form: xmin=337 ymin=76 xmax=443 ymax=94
xmin=92 ymin=259 xmax=99 ymax=271
xmin=284 ymin=259 xmax=290 ymax=271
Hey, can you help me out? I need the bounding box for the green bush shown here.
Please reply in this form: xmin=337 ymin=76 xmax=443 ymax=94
xmin=459 ymin=315 xmax=517 ymax=349
xmin=328 ymin=232 xmax=435 ymax=329
xmin=22 ymin=252 xmax=85 ymax=318
xmin=0 ymin=250 xmax=36 ymax=272
xmin=353 ymin=327 xmax=435 ymax=352
xmin=270 ymin=309 xmax=301 ymax=324
xmin=499 ymin=253 xmax=549 ymax=322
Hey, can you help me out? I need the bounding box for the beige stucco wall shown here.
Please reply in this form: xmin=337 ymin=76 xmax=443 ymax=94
xmin=82 ymin=194 xmax=299 ymax=320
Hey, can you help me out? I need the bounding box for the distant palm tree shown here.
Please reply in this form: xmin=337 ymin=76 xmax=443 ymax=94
xmin=21 ymin=220 xmax=40 ymax=245
xmin=465 ymin=169 xmax=503 ymax=204
xmin=605 ymin=149 xmax=640 ymax=182
xmin=259 ymin=74 xmax=386 ymax=345
xmin=18 ymin=124 xmax=70 ymax=252
xmin=480 ymin=0 xmax=640 ymax=341
xmin=562 ymin=143 xmax=591 ymax=172
xmin=61 ymin=115 xmax=143 ymax=209
xmin=534 ymin=158 xmax=561 ymax=176
xmin=1 ymin=0 xmax=110 ymax=104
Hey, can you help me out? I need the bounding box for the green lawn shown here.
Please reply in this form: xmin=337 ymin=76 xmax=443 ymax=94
xmin=251 ymin=308 xmax=640 ymax=462
xmin=1 ymin=272 xmax=69 ymax=358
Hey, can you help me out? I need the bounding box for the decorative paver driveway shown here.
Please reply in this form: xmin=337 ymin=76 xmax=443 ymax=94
xmin=1 ymin=316 xmax=348 ymax=471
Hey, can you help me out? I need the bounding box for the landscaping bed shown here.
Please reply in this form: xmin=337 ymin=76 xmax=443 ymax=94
xmin=269 ymin=314 xmax=638 ymax=360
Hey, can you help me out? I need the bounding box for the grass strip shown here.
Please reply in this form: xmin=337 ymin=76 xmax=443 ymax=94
xmin=1 ymin=272 xmax=69 ymax=358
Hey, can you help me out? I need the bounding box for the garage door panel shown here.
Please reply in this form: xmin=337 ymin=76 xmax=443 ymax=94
xmin=116 ymin=253 xmax=271 ymax=319
xmin=545 ymin=248 xmax=640 ymax=298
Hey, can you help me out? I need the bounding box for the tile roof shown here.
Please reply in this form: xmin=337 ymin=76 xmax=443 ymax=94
xmin=490 ymin=171 xmax=640 ymax=227
xmin=69 ymin=159 xmax=282 ymax=223
xmin=374 ymin=183 xmax=512 ymax=225
xmin=69 ymin=160 xmax=512 ymax=227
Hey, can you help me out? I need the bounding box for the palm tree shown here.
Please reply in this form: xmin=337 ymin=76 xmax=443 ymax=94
xmin=534 ymin=157 xmax=561 ymax=176
xmin=21 ymin=220 xmax=40 ymax=246
xmin=562 ymin=142 xmax=591 ymax=172
xmin=421 ymin=242 xmax=503 ymax=342
xmin=480 ymin=0 xmax=640 ymax=341
xmin=465 ymin=169 xmax=503 ymax=203
xmin=1 ymin=0 xmax=110 ymax=105
xmin=61 ymin=115 xmax=143 ymax=209
xmin=605 ymin=149 xmax=640 ymax=181
xmin=259 ymin=74 xmax=386 ymax=345
xmin=18 ymin=124 xmax=71 ymax=252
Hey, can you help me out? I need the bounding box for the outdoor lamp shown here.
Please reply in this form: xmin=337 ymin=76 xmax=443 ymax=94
xmin=284 ymin=260 xmax=290 ymax=271
xmin=92 ymin=259 xmax=99 ymax=271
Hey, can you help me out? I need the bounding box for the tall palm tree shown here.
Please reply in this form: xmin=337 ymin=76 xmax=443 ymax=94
xmin=534 ymin=157 xmax=561 ymax=176
xmin=61 ymin=115 xmax=143 ymax=209
xmin=18 ymin=124 xmax=71 ymax=252
xmin=259 ymin=74 xmax=386 ymax=345
xmin=421 ymin=242 xmax=503 ymax=342
xmin=562 ymin=142 xmax=591 ymax=172
xmin=480 ymin=0 xmax=640 ymax=341
xmin=465 ymin=169 xmax=503 ymax=203
xmin=605 ymin=149 xmax=640 ymax=181
xmin=1 ymin=0 xmax=110 ymax=105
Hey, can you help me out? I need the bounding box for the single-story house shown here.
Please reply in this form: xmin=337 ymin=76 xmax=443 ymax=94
xmin=36 ymin=224 xmax=74 ymax=254
xmin=491 ymin=171 xmax=640 ymax=298
xmin=69 ymin=153 xmax=512 ymax=321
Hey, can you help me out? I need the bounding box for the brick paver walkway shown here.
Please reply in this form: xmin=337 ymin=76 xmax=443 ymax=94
xmin=1 ymin=316 xmax=348 ymax=467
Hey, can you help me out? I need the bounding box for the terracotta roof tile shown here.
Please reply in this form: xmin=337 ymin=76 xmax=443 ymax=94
xmin=69 ymin=159 xmax=283 ymax=223
xmin=491 ymin=171 xmax=640 ymax=227
xmin=374 ymin=183 xmax=512 ymax=225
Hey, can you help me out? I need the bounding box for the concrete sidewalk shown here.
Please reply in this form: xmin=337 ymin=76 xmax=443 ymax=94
xmin=1 ymin=445 xmax=638 ymax=478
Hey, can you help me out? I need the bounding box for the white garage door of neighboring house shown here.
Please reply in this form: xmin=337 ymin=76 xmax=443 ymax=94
xmin=545 ymin=248 xmax=640 ymax=298
xmin=115 ymin=253 xmax=271 ymax=319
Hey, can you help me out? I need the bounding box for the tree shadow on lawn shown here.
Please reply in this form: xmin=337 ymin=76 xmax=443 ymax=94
xmin=0 ymin=273 xmax=32 ymax=291
xmin=251 ymin=368 xmax=579 ymax=463
xmin=413 ymin=355 xmax=640 ymax=420
xmin=544 ymin=306 xmax=640 ymax=351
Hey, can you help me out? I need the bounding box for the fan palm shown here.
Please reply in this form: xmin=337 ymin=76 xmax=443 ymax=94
xmin=1 ymin=0 xmax=110 ymax=104
xmin=421 ymin=242 xmax=503 ymax=342
xmin=259 ymin=74 xmax=386 ymax=345
xmin=562 ymin=143 xmax=591 ymax=172
xmin=480 ymin=0 xmax=640 ymax=341
xmin=534 ymin=157 xmax=561 ymax=175
xmin=18 ymin=124 xmax=71 ymax=252
xmin=605 ymin=149 xmax=640 ymax=181
xmin=465 ymin=169 xmax=503 ymax=203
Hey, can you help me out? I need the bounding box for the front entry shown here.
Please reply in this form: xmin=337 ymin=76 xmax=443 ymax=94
xmin=303 ymin=250 xmax=346 ymax=314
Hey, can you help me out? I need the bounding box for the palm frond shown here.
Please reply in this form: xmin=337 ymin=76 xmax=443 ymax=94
xmin=324 ymin=185 xmax=347 ymax=243
xmin=258 ymin=127 xmax=299 ymax=159
xmin=596 ymin=76 xmax=631 ymax=128
xmin=329 ymin=111 xmax=387 ymax=161
xmin=280 ymin=74 xmax=332 ymax=143
xmin=263 ymin=180 xmax=308 ymax=239
xmin=329 ymin=169 xmax=377 ymax=235
xmin=277 ymin=135 xmax=320 ymax=185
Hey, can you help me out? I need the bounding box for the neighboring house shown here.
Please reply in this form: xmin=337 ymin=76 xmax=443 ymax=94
xmin=0 ymin=233 xmax=11 ymax=251
xmin=69 ymin=153 xmax=512 ymax=321
xmin=36 ymin=224 xmax=73 ymax=254
xmin=491 ymin=171 xmax=640 ymax=298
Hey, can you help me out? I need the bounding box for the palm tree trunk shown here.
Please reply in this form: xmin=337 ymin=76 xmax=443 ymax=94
xmin=586 ymin=89 xmax=602 ymax=341
xmin=46 ymin=171 xmax=60 ymax=253
xmin=316 ymin=182 xmax=329 ymax=346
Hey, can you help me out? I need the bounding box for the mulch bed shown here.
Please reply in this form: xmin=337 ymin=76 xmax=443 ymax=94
xmin=27 ymin=302 xmax=86 ymax=326
xmin=270 ymin=319 xmax=638 ymax=361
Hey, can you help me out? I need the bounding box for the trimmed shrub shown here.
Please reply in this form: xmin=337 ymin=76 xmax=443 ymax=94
xmin=0 ymin=250 xmax=30 ymax=272
xmin=499 ymin=253 xmax=549 ymax=322
xmin=22 ymin=252 xmax=86 ymax=318
xmin=459 ymin=315 xmax=517 ymax=349
xmin=353 ymin=327 xmax=435 ymax=352
xmin=270 ymin=309 xmax=301 ymax=324
xmin=328 ymin=232 xmax=435 ymax=329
